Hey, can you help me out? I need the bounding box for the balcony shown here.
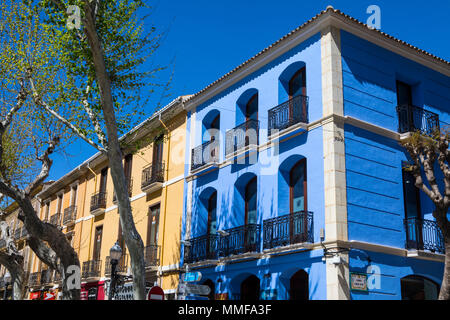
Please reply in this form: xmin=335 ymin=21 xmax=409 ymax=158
xmin=225 ymin=119 xmax=259 ymax=158
xmin=144 ymin=245 xmax=160 ymax=268
xmin=396 ymin=104 xmax=440 ymax=136
xmin=82 ymin=260 xmax=102 ymax=280
xmin=184 ymin=234 xmax=219 ymax=264
xmin=404 ymin=217 xmax=445 ymax=254
xmin=263 ymin=211 xmax=313 ymax=250
xmin=63 ymin=206 xmax=77 ymax=226
xmin=90 ymin=192 xmax=107 ymax=216
xmin=113 ymin=179 xmax=133 ymax=203
xmin=40 ymin=269 xmax=53 ymax=286
xmin=141 ymin=162 xmax=165 ymax=194
xmin=268 ymin=95 xmax=309 ymax=137
xmin=49 ymin=213 xmax=61 ymax=226
xmin=185 ymin=224 xmax=261 ymax=264
xmin=105 ymin=255 xmax=129 ymax=276
xmin=191 ymin=140 xmax=220 ymax=174
xmin=29 ymin=272 xmax=40 ymax=287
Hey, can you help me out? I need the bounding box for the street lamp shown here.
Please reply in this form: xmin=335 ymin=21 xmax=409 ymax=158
xmin=108 ymin=242 xmax=122 ymax=300
xmin=3 ymin=271 xmax=11 ymax=300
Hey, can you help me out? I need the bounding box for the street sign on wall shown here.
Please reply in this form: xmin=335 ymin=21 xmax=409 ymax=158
xmin=183 ymin=272 xmax=202 ymax=283
xmin=350 ymin=272 xmax=368 ymax=292
xmin=178 ymin=283 xmax=211 ymax=296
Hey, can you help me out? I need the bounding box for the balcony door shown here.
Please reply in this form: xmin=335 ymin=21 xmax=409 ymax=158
xmin=100 ymin=167 xmax=108 ymax=194
xmin=210 ymin=115 xmax=220 ymax=159
xmin=289 ymin=68 xmax=306 ymax=122
xmin=290 ymin=160 xmax=307 ymax=243
xmin=396 ymin=81 xmax=413 ymax=133
xmin=245 ymin=94 xmax=258 ymax=147
xmin=206 ymin=192 xmax=217 ymax=257
xmin=402 ymin=167 xmax=423 ymax=248
xmin=147 ymin=204 xmax=160 ymax=246
xmin=153 ymin=135 xmax=164 ymax=165
xmin=93 ymin=225 xmax=103 ymax=262
xmin=244 ymin=177 xmax=257 ymax=250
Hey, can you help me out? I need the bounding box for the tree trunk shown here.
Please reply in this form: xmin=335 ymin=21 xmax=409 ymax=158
xmin=109 ymin=150 xmax=146 ymax=300
xmin=83 ymin=4 xmax=147 ymax=300
xmin=439 ymin=237 xmax=450 ymax=300
xmin=17 ymin=198 xmax=80 ymax=300
xmin=0 ymin=252 xmax=25 ymax=300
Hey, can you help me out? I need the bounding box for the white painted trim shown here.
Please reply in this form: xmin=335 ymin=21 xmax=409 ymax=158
xmin=162 ymin=174 xmax=185 ymax=188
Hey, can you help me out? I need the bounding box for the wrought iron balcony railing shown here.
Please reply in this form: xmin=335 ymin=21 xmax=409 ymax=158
xmin=184 ymin=234 xmax=220 ymax=264
xmin=40 ymin=269 xmax=53 ymax=286
xmin=105 ymin=255 xmax=129 ymax=276
xmin=82 ymin=260 xmax=102 ymax=279
xmin=218 ymin=224 xmax=261 ymax=256
xmin=191 ymin=140 xmax=220 ymax=171
xmin=29 ymin=272 xmax=40 ymax=287
xmin=268 ymin=95 xmax=309 ymax=136
xmin=141 ymin=162 xmax=165 ymax=190
xmin=185 ymin=224 xmax=262 ymax=264
xmin=63 ymin=206 xmax=77 ymax=225
xmin=49 ymin=213 xmax=61 ymax=226
xmin=90 ymin=192 xmax=107 ymax=213
xmin=404 ymin=217 xmax=445 ymax=254
xmin=144 ymin=244 xmax=160 ymax=267
xmin=113 ymin=179 xmax=133 ymax=203
xmin=263 ymin=211 xmax=313 ymax=249
xmin=396 ymin=104 xmax=440 ymax=136
xmin=225 ymin=119 xmax=259 ymax=157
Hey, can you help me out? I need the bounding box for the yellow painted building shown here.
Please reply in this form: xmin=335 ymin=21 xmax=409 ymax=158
xmin=25 ymin=96 xmax=189 ymax=300
xmin=0 ymin=184 xmax=46 ymax=300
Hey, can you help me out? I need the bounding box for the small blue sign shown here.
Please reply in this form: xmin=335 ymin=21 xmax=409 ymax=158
xmin=184 ymin=272 xmax=202 ymax=282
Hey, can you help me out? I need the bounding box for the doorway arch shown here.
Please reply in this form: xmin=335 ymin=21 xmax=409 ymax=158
xmin=240 ymin=275 xmax=260 ymax=300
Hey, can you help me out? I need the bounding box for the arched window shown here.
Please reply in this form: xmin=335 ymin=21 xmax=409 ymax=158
xmin=246 ymin=94 xmax=258 ymax=122
xmin=241 ymin=275 xmax=260 ymax=300
xmin=245 ymin=177 xmax=257 ymax=225
xmin=289 ymin=68 xmax=306 ymax=99
xmin=207 ymin=192 xmax=217 ymax=235
xmin=289 ymin=270 xmax=309 ymax=300
xmin=401 ymin=275 xmax=440 ymax=300
xmin=290 ymin=160 xmax=307 ymax=213
xmin=289 ymin=160 xmax=308 ymax=243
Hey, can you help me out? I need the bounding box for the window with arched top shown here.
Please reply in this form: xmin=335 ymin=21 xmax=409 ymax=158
xmin=401 ymin=275 xmax=440 ymax=300
xmin=245 ymin=177 xmax=257 ymax=225
xmin=290 ymin=159 xmax=307 ymax=213
xmin=207 ymin=191 xmax=217 ymax=236
xmin=290 ymin=269 xmax=309 ymax=300
xmin=246 ymin=93 xmax=258 ymax=122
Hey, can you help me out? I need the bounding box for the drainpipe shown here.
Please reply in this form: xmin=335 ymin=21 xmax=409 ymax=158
xmin=77 ymin=165 xmax=87 ymax=266
xmin=86 ymin=163 xmax=97 ymax=261
xmin=158 ymin=113 xmax=170 ymax=289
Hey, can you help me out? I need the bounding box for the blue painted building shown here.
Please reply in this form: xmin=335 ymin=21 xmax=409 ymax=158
xmin=180 ymin=7 xmax=449 ymax=300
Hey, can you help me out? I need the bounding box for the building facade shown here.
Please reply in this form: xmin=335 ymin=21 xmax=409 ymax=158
xmin=26 ymin=96 xmax=189 ymax=300
xmin=180 ymin=7 xmax=449 ymax=300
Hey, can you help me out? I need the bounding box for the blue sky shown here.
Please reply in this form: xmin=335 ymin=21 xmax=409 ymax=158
xmin=49 ymin=0 xmax=450 ymax=181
